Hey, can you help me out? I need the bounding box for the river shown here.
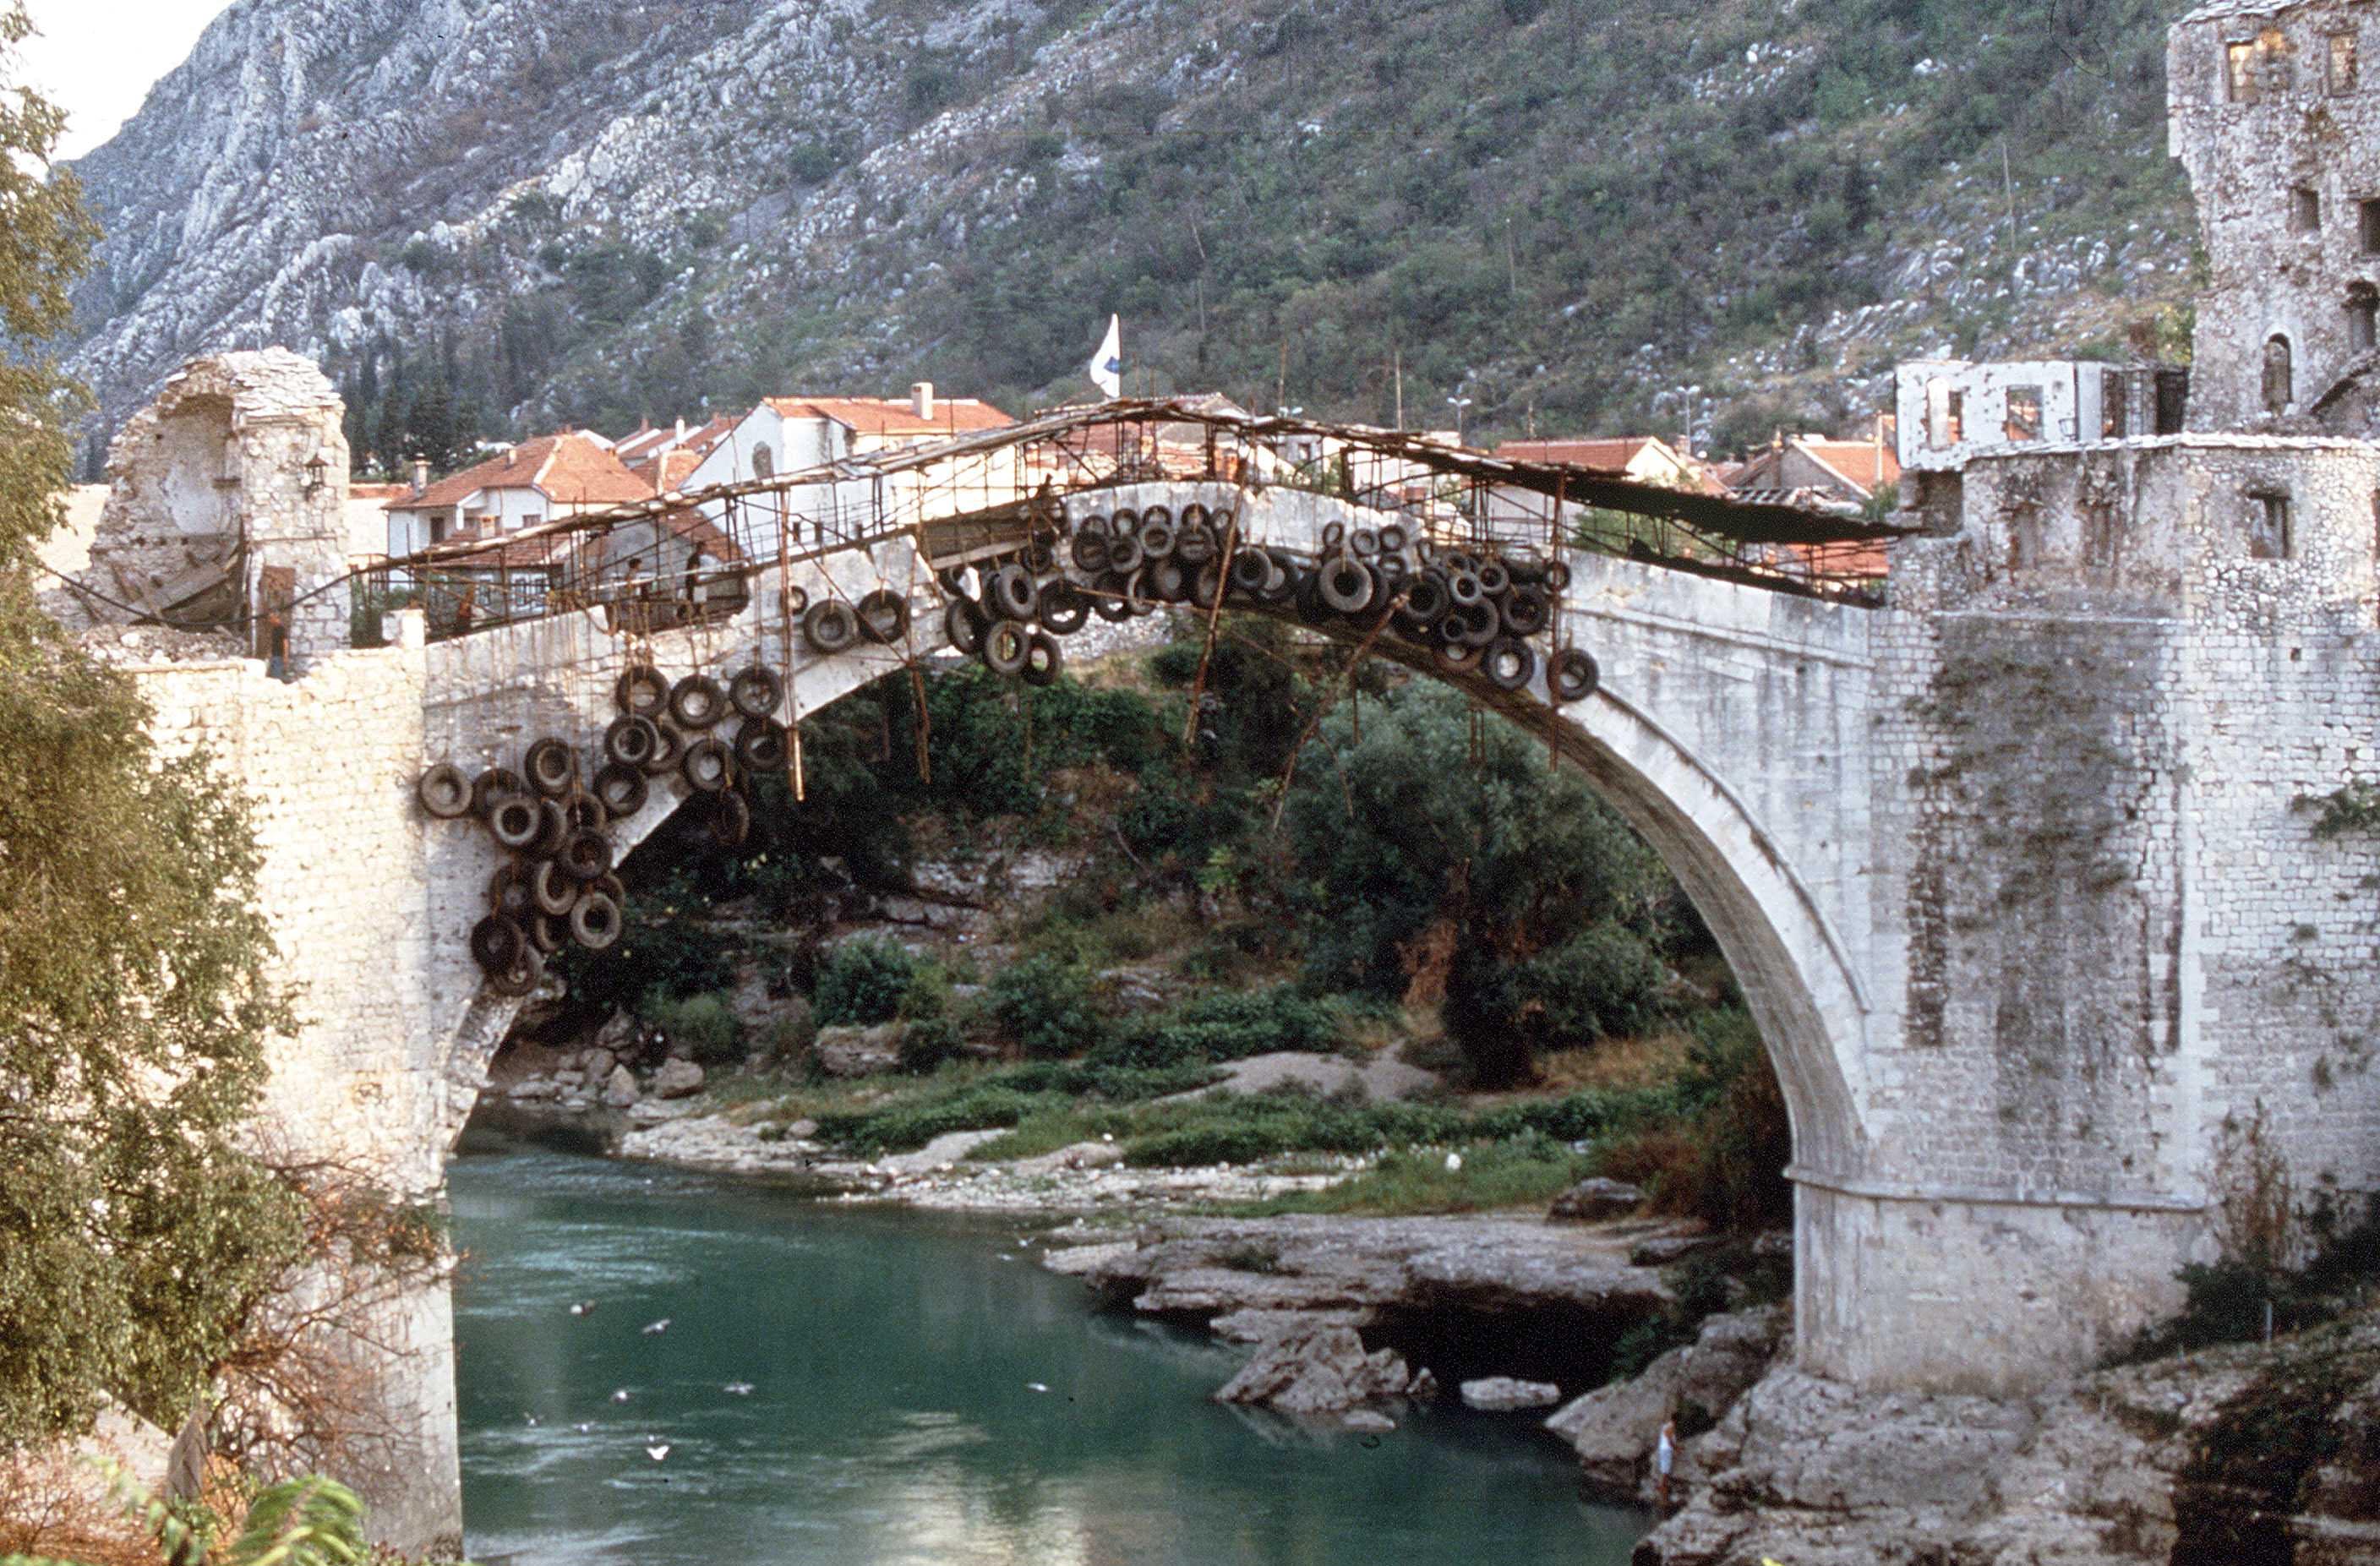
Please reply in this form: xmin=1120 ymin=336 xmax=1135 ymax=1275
xmin=449 ymin=1146 xmax=1646 ymax=1565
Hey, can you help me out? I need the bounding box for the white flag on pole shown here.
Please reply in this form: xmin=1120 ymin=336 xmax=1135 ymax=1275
xmin=1087 ymin=314 xmax=1122 ymax=400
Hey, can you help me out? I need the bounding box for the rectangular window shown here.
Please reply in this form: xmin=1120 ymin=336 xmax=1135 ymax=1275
xmin=2332 ymin=31 xmax=2359 ymax=93
xmin=2005 ymin=386 xmax=2044 ymax=443
xmin=2102 ymin=368 xmax=2129 ymax=438
xmin=1945 ymin=389 xmax=1964 ymax=445
xmin=2250 ymin=493 xmax=2293 ymax=559
xmin=2292 ymin=185 xmax=2323 ymax=232
xmin=2229 ymin=39 xmax=2262 ymax=101
xmin=521 ymin=514 xmax=543 ymax=530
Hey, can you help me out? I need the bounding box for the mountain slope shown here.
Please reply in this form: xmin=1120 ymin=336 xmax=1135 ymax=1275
xmin=63 ymin=0 xmax=2200 ymax=456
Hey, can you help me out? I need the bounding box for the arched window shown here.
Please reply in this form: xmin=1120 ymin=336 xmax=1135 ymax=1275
xmin=751 ymin=443 xmax=774 ymax=480
xmin=2263 ymin=334 xmax=2295 ymax=414
xmin=2349 ymin=284 xmax=2378 ymax=354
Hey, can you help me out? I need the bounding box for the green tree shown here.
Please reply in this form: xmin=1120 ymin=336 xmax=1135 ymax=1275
xmin=0 ymin=2 xmax=304 ymax=1453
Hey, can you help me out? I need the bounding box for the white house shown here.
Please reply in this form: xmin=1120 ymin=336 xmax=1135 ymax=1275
xmin=382 ymin=432 xmax=652 ymax=558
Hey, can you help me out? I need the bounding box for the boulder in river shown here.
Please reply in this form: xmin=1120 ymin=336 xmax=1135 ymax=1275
xmin=1546 ymin=1305 xmax=1783 ymax=1501
xmin=813 ymin=1023 xmax=903 ymax=1078
xmin=1547 ymin=1177 xmax=1645 ymax=1223
xmin=652 ymin=1059 xmax=705 ymax=1099
xmin=1460 ymin=1377 xmax=1564 ymax=1412
xmin=1215 ymin=1325 xmax=1416 ymax=1416
xmin=603 ymin=1064 xmax=640 ymax=1107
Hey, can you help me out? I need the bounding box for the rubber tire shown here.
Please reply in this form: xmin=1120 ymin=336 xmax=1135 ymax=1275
xmin=1322 ymin=520 xmax=1346 ymax=552
xmin=1349 ymin=527 xmax=1380 ymax=559
xmin=489 ymin=796 xmax=543 ymax=851
xmin=1138 ymin=520 xmax=1176 ymax=559
xmin=804 ymin=599 xmax=860 ymax=654
xmin=1544 ymin=559 xmax=1572 ymax=592
xmin=1445 ymin=569 xmax=1484 ymax=608
xmin=1175 ymin=521 xmax=1218 ymax=566
xmin=641 ymin=722 xmax=686 ymax=778
xmin=1020 ymin=630 xmax=1063 ymax=688
xmin=488 ymin=865 xmax=536 ymax=922
xmin=570 ymin=892 xmax=624 ymax=952
xmin=527 ymin=912 xmax=566 ymax=957
xmin=729 ymin=665 xmax=784 ymax=719
xmin=1255 ymin=550 xmax=1300 ymax=605
xmin=1317 ymin=558 xmax=1377 ymax=615
xmin=560 ymin=829 xmax=614 ymax=884
xmin=986 ymin=563 xmax=1035 ymax=620
xmin=945 ymin=597 xmax=988 ymax=655
xmin=418 ymin=763 xmax=472 ymax=819
xmin=470 ymin=914 xmax=524 ymax=975
xmin=594 ymin=872 xmax=627 ymax=909
xmin=1499 ymin=584 xmax=1551 ymax=637
xmin=525 ymin=737 xmax=577 ymax=798
xmin=669 ymin=674 xmax=727 ymax=731
xmin=1482 ymin=637 xmax=1537 ymax=692
xmin=982 ymin=619 xmax=1033 ymax=676
xmin=592 ymin=761 xmax=649 ymax=819
xmin=1037 ymin=581 xmax=1090 ymax=635
xmin=488 ymin=946 xmax=544 ymax=998
xmin=1090 ymin=574 xmax=1136 ymax=622
xmin=1433 ymin=639 xmax=1484 ymax=675
xmin=1379 ymin=524 xmax=1408 ymax=553
xmin=856 ymin=588 xmax=909 ymax=644
xmin=681 ymin=736 xmax=733 ymax=794
xmin=1453 ymin=599 xmax=1502 ymax=648
xmin=1549 ymin=647 xmax=1601 ymax=703
xmin=1477 ymin=560 xmax=1511 ymax=597
xmin=532 ymin=857 xmax=579 ymax=916
xmin=708 ymin=790 xmax=751 ymax=851
xmin=1107 ymin=509 xmax=1139 ymax=539
xmin=1229 ymin=550 xmax=1273 ymax=600
xmin=1189 ymin=560 xmax=1225 ymax=609
xmin=1070 ymin=530 xmax=1111 ymax=574
xmin=1105 ymin=534 xmax=1144 ymax=575
xmin=614 ymin=666 xmax=669 ymax=718
xmin=606 ymin=714 xmax=661 ymax=767
xmin=734 ymin=718 xmax=789 ymax=772
xmin=472 ymin=767 xmax=530 ymax=819
xmin=1145 ymin=559 xmax=1187 ymax=603
xmin=779 ymin=582 xmax=811 ymax=617
xmin=1074 ymin=513 xmax=1109 ymax=545
xmin=565 ymin=794 xmax=607 ymax=834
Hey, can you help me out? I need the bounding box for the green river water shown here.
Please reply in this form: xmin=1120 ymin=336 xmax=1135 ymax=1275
xmin=450 ymin=1146 xmax=1646 ymax=1565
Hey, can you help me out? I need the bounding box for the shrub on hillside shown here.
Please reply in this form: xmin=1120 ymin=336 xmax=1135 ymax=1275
xmin=986 ymin=953 xmax=1102 ymax=1058
xmin=1588 ymin=1008 xmax=1793 ymax=1232
xmin=814 ymin=937 xmax=921 ymax=1027
xmin=1443 ymin=920 xmax=1667 ymax=1084
xmin=897 ymin=1015 xmax=965 ymax=1075
xmin=647 ymin=991 xmax=743 ymax=1066
xmin=1090 ymin=985 xmax=1344 ymax=1070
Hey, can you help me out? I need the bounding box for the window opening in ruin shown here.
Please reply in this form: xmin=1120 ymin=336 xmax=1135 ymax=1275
xmin=1925 ymin=379 xmax=1964 ymax=446
xmin=2250 ymin=492 xmax=2294 ymax=559
xmin=2332 ymin=31 xmax=2360 ymax=93
xmin=2292 ymin=186 xmax=2323 ymax=232
xmin=2263 ymin=335 xmax=2295 ymax=413
xmin=2101 ymin=368 xmax=2129 ymax=438
xmin=2362 ymin=199 xmax=2380 ymax=254
xmin=2261 ymin=28 xmax=2293 ymax=90
xmin=2004 ymin=386 xmax=2043 ymax=443
xmin=1944 ymin=389 xmax=1963 ymax=444
xmin=2229 ymin=39 xmax=2261 ymax=101
xmin=752 ymin=443 xmax=774 ymax=480
xmin=2350 ymin=284 xmax=2378 ymax=353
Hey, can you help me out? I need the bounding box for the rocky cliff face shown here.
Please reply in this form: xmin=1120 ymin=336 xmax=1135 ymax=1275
xmin=62 ymin=0 xmax=2197 ymax=446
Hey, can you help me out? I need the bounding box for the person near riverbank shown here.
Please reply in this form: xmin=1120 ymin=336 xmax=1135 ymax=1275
xmin=1655 ymin=1416 xmax=1677 ymax=1509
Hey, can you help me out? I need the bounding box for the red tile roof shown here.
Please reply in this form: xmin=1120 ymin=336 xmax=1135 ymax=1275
xmin=389 ymin=433 xmax=652 ymax=511
xmin=633 ymin=448 xmax=707 ymax=493
xmin=1797 ymin=439 xmax=1902 ymax=490
xmin=764 ymin=396 xmax=1014 ymax=438
xmin=1496 ymin=437 xmax=1658 ymax=472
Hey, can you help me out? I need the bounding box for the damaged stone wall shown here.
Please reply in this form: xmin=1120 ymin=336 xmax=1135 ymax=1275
xmin=66 ymin=350 xmax=352 ymax=669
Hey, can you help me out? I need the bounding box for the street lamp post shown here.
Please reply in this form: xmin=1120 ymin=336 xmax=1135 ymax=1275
xmin=1446 ymin=396 xmax=1473 ymax=445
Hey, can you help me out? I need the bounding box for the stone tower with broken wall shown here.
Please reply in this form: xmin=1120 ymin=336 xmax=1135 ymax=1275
xmin=63 ymin=349 xmax=351 ymax=668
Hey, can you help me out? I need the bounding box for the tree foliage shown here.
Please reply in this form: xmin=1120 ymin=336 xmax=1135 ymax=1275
xmin=0 ymin=3 xmax=303 ymax=1452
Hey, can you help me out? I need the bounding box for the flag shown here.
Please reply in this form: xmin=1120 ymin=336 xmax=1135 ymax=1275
xmin=1088 ymin=314 xmax=1122 ymax=400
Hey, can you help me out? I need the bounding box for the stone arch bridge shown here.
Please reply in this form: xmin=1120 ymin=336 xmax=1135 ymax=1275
xmin=77 ymin=366 xmax=2380 ymax=1552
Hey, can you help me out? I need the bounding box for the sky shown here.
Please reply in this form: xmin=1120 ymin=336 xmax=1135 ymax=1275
xmin=16 ymin=0 xmax=239 ymax=160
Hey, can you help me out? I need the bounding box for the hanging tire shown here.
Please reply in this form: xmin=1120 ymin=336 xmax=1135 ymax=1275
xmin=560 ymin=829 xmax=613 ymax=883
xmin=779 ymin=582 xmax=811 ymax=617
xmin=1433 ymin=639 xmax=1484 ymax=675
xmin=489 ymin=946 xmax=544 ymax=998
xmin=1070 ymin=529 xmax=1111 ymax=574
xmin=936 ymin=565 xmax=969 ymax=596
xmin=527 ymin=912 xmax=566 ymax=956
xmin=487 ymin=865 xmax=536 ymax=921
xmin=982 ymin=619 xmax=1032 ymax=676
xmin=1544 ymin=559 xmax=1572 ymax=592
xmin=1379 ymin=524 xmax=1408 ymax=553
xmin=1146 ymin=559 xmax=1187 ymax=603
xmin=471 ymin=914 xmax=525 ymax=974
xmin=614 ymin=666 xmax=669 ymax=718
xmin=1125 ymin=569 xmax=1161 ymax=617
xmin=1453 ymin=599 xmax=1501 ymax=648
xmin=735 ymin=718 xmax=789 ymax=772
xmin=1504 ymin=550 xmax=1548 ymax=586
xmin=857 ymin=588 xmax=909 ymax=644
xmin=1180 ymin=502 xmax=1210 ymax=531
xmin=570 ymin=892 xmax=624 ymax=952
xmin=1396 ymin=575 xmax=1451 ymax=635
xmin=1256 ymin=550 xmax=1300 ymax=604
xmin=1321 ymin=520 xmax=1346 ymax=552
xmin=804 ymin=598 xmax=860 ymax=654
xmin=1482 ymin=637 xmax=1537 ymax=691
xmin=565 ymin=794 xmax=607 ymax=834
xmin=729 ymin=665 xmax=785 ymax=719
xmin=1295 ymin=560 xmax=1326 ymax=622
xmin=1477 ymin=559 xmax=1511 ymax=597
xmin=532 ymin=857 xmax=580 ymax=916
xmin=1499 ymin=584 xmax=1551 ymax=637
xmin=489 ymin=795 xmax=543 ymax=851
xmin=1138 ymin=518 xmax=1176 ymax=559
xmin=990 ymin=563 xmax=1038 ymax=620
xmin=681 ymin=736 xmax=732 ymax=793
xmin=641 ymin=721 xmax=686 ymax=778
xmin=669 ymin=674 xmax=727 ymax=730
xmin=1108 ymin=508 xmax=1140 ymax=538
xmin=1175 ymin=521 xmax=1218 ymax=565
xmin=1209 ymin=506 xmax=1236 ymax=537
xmin=1376 ymin=553 xmax=1411 ymax=587
xmin=418 ymin=763 xmax=472 ymax=819
xmin=594 ymin=872 xmax=628 ymax=909
xmin=708 ymin=789 xmax=751 ymax=850
xmin=525 ymin=737 xmax=577 ymax=797
xmin=1443 ymin=550 xmax=1478 ymax=576
xmin=1020 ymin=630 xmax=1063 ymax=687
xmin=1189 ymin=560 xmax=1225 ymax=609
xmin=1229 ymin=549 xmax=1272 ymax=599
xmin=945 ymin=597 xmax=988 ymax=655
xmin=1089 ymin=573 xmax=1134 ymax=621
xmin=1445 ymin=569 xmax=1484 ymax=608
xmin=1074 ymin=512 xmax=1109 ymax=543
xmin=1317 ymin=558 xmax=1377 ymax=615
xmin=1549 ymin=647 xmax=1601 ymax=703
xmin=1025 ymin=537 xmax=1057 ymax=574
xmin=606 ymin=714 xmax=661 ymax=767
xmin=1349 ymin=527 xmax=1380 ymax=559
xmin=593 ymin=761 xmax=649 ymax=819
xmin=1038 ymin=581 xmax=1090 ymax=635
xmin=472 ymin=767 xmax=530 ymax=819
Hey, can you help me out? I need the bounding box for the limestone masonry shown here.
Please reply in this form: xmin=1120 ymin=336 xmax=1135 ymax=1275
xmin=57 ymin=8 xmax=2380 ymax=1549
